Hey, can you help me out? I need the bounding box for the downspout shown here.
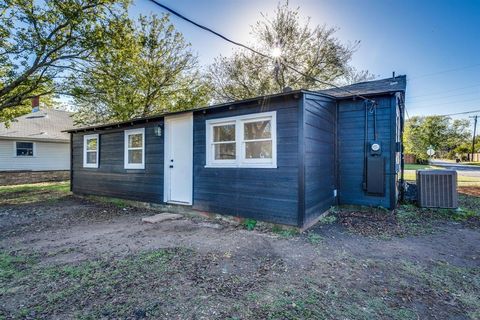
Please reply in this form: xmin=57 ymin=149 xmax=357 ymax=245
xmin=335 ymin=100 xmax=339 ymax=205
xmin=398 ymin=93 xmax=406 ymax=203
xmin=70 ymin=132 xmax=73 ymax=192
xmin=362 ymin=100 xmax=369 ymax=191
xmin=297 ymin=94 xmax=306 ymax=228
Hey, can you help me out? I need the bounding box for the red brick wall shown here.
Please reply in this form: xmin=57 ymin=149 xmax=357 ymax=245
xmin=0 ymin=171 xmax=70 ymax=186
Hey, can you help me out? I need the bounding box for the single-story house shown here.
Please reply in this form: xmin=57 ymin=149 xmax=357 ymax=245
xmin=66 ymin=76 xmax=406 ymax=228
xmin=0 ymin=109 xmax=75 ymax=185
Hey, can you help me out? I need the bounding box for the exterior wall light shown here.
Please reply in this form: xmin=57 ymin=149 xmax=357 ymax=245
xmin=154 ymin=125 xmax=162 ymax=137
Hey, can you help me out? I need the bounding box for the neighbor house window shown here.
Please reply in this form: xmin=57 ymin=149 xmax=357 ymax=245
xmin=124 ymin=128 xmax=145 ymax=169
xmin=15 ymin=142 xmax=34 ymax=157
xmin=83 ymin=134 xmax=99 ymax=168
xmin=206 ymin=111 xmax=277 ymax=168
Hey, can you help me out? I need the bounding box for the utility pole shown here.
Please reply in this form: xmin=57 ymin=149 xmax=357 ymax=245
xmin=469 ymin=115 xmax=478 ymax=161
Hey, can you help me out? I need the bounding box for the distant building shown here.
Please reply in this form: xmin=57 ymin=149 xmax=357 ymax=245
xmin=0 ymin=109 xmax=75 ymax=185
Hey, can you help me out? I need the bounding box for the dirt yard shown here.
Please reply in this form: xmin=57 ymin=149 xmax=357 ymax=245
xmin=1 ymin=183 xmax=479 ymax=319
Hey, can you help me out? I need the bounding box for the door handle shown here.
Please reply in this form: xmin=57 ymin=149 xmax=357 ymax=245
xmin=169 ymin=165 xmax=174 ymax=168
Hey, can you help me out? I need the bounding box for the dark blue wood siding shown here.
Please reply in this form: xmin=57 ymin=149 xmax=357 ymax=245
xmin=337 ymin=95 xmax=395 ymax=208
xmin=302 ymin=93 xmax=337 ymax=225
xmin=71 ymin=121 xmax=164 ymax=203
xmin=192 ymin=96 xmax=301 ymax=226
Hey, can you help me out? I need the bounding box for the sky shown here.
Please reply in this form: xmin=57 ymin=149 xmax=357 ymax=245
xmin=130 ymin=0 xmax=480 ymax=121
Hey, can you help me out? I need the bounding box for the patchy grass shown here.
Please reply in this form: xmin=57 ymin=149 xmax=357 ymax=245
xmin=333 ymin=193 xmax=480 ymax=238
xmin=1 ymin=184 xmax=479 ymax=319
xmin=243 ymin=218 xmax=257 ymax=231
xmin=318 ymin=214 xmax=337 ymax=224
xmin=0 ymin=248 xmax=190 ymax=319
xmin=271 ymin=225 xmax=299 ymax=238
xmin=0 ymin=181 xmax=70 ymax=205
xmin=85 ymin=195 xmax=131 ymax=209
xmin=398 ymin=261 xmax=480 ymax=319
xmin=306 ymin=232 xmax=324 ymax=244
xmin=3 ymin=249 xmax=478 ymax=320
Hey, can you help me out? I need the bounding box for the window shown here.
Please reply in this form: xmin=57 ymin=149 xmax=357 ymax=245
xmin=206 ymin=111 xmax=277 ymax=168
xmin=124 ymin=128 xmax=145 ymax=169
xmin=15 ymin=142 xmax=34 ymax=157
xmin=83 ymin=134 xmax=99 ymax=168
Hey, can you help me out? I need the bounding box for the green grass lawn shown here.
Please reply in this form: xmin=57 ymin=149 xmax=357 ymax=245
xmin=403 ymin=170 xmax=480 ymax=186
xmin=0 ymin=181 xmax=70 ymax=205
xmin=404 ymin=164 xmax=438 ymax=170
xmin=463 ymin=162 xmax=480 ymax=166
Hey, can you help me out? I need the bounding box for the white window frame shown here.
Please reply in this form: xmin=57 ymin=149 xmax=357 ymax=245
xmin=205 ymin=111 xmax=277 ymax=168
xmin=13 ymin=141 xmax=35 ymax=157
xmin=83 ymin=134 xmax=99 ymax=168
xmin=124 ymin=128 xmax=145 ymax=169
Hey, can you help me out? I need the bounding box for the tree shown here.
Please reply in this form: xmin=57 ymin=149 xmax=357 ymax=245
xmin=70 ymin=14 xmax=211 ymax=125
xmin=208 ymin=1 xmax=373 ymax=102
xmin=404 ymin=116 xmax=471 ymax=162
xmin=0 ymin=0 xmax=129 ymax=123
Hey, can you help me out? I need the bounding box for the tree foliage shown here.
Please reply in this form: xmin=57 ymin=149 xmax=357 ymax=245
xmin=70 ymin=14 xmax=210 ymax=125
xmin=404 ymin=116 xmax=471 ymax=161
xmin=0 ymin=0 xmax=129 ymax=123
xmin=208 ymin=1 xmax=374 ymax=102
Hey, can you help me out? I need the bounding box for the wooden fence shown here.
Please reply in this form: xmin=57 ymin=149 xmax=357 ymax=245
xmin=468 ymin=153 xmax=480 ymax=162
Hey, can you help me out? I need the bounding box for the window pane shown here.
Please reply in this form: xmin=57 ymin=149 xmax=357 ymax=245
xmin=17 ymin=142 xmax=33 ymax=149
xmin=16 ymin=148 xmax=33 ymax=156
xmin=86 ymin=138 xmax=97 ymax=151
xmin=244 ymin=120 xmax=271 ymax=140
xmin=128 ymin=133 xmax=143 ymax=148
xmin=87 ymin=151 xmax=97 ymax=164
xmin=128 ymin=149 xmax=143 ymax=164
xmin=245 ymin=141 xmax=272 ymax=159
xmin=16 ymin=142 xmax=33 ymax=156
xmin=214 ymin=143 xmax=236 ymax=160
xmin=213 ymin=124 xmax=235 ymax=142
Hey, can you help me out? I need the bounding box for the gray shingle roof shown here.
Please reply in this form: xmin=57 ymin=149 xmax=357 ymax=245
xmin=318 ymin=75 xmax=406 ymax=98
xmin=0 ymin=109 xmax=75 ymax=142
xmin=65 ymin=76 xmax=407 ymax=133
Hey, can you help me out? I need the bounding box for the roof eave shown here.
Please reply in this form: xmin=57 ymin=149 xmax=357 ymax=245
xmin=65 ymin=90 xmax=306 ymax=133
xmin=0 ymin=136 xmax=70 ymax=143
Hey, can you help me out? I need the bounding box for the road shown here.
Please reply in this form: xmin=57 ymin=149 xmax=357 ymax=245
xmin=430 ymin=160 xmax=480 ymax=178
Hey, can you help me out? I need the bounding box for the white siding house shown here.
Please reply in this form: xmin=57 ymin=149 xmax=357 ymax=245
xmin=0 ymin=109 xmax=74 ymax=173
xmin=0 ymin=140 xmax=70 ymax=171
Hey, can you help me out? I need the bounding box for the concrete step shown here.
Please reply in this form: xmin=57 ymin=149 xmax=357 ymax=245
xmin=141 ymin=213 xmax=183 ymax=224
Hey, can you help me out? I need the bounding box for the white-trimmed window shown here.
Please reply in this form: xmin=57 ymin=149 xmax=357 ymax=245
xmin=206 ymin=111 xmax=277 ymax=168
xmin=83 ymin=134 xmax=99 ymax=168
xmin=15 ymin=141 xmax=35 ymax=157
xmin=124 ymin=128 xmax=145 ymax=169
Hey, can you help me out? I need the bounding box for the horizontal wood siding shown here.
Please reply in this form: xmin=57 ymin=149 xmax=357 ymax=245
xmin=337 ymin=96 xmax=394 ymax=208
xmin=192 ymin=96 xmax=300 ymax=226
xmin=0 ymin=140 xmax=69 ymax=171
xmin=71 ymin=121 xmax=164 ymax=203
xmin=302 ymin=94 xmax=337 ymax=226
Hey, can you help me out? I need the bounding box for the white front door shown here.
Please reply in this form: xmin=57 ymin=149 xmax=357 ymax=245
xmin=164 ymin=113 xmax=193 ymax=205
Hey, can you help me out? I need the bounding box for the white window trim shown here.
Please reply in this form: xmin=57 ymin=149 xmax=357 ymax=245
xmin=13 ymin=141 xmax=36 ymax=158
xmin=83 ymin=134 xmax=99 ymax=168
xmin=124 ymin=128 xmax=145 ymax=169
xmin=205 ymin=111 xmax=277 ymax=168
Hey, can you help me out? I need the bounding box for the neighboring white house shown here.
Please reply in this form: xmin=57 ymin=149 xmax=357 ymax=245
xmin=0 ymin=109 xmax=75 ymax=184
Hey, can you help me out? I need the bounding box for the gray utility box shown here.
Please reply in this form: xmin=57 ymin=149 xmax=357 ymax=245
xmin=416 ymin=170 xmax=458 ymax=208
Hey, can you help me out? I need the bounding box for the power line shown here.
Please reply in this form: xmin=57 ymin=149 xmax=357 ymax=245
xmin=409 ymin=90 xmax=480 ymax=103
xmin=409 ymin=63 xmax=480 ymax=81
xmin=147 ymin=0 xmax=375 ymax=103
xmin=432 ymin=109 xmax=480 ymax=117
xmin=408 ymin=82 xmax=480 ymax=99
xmin=410 ymin=96 xmax=480 ymax=109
